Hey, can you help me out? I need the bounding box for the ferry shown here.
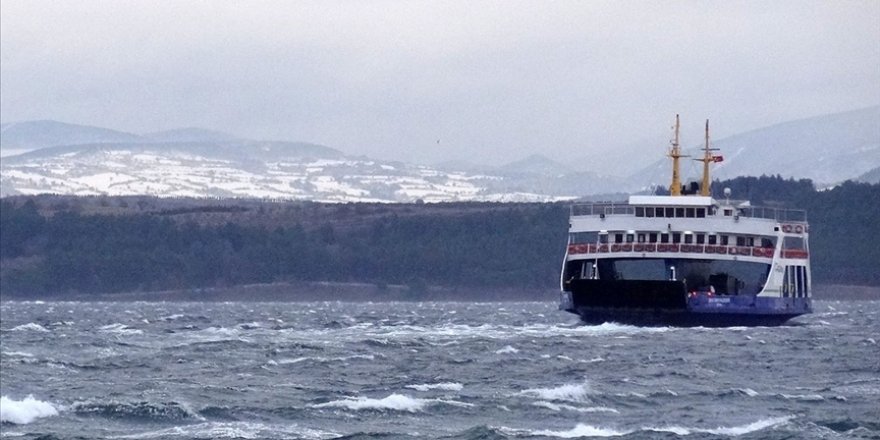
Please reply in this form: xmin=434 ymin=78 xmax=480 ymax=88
xmin=559 ymin=116 xmax=812 ymax=326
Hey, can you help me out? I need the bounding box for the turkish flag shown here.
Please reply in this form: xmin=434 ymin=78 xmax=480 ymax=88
xmin=713 ymin=155 xmax=724 ymax=163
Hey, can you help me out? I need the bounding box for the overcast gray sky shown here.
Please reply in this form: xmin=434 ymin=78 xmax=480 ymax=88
xmin=1 ymin=0 xmax=878 ymax=165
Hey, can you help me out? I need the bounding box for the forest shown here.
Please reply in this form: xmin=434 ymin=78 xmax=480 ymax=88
xmin=1 ymin=176 xmax=877 ymax=297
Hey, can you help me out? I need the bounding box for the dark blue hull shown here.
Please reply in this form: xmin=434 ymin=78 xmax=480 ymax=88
xmin=562 ymin=279 xmax=812 ymax=327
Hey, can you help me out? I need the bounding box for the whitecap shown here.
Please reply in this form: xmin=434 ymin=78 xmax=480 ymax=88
xmin=405 ymin=382 xmax=463 ymax=392
xmin=116 ymin=421 xmax=338 ymax=439
xmin=312 ymin=393 xmax=472 ymax=412
xmin=779 ymin=393 xmax=824 ymax=401
xmin=520 ymin=382 xmax=591 ymax=402
xmin=532 ymin=401 xmax=619 ymax=413
xmin=9 ymin=323 xmax=49 ymax=332
xmin=523 ymin=416 xmax=793 ymax=438
xmin=651 ymin=415 xmax=795 ymax=436
xmin=159 ymin=314 xmax=185 ymax=321
xmin=495 ymin=345 xmax=519 ymax=354
xmin=530 ymin=423 xmax=627 ymax=438
xmin=1 ymin=351 xmax=34 ymax=358
xmin=99 ymin=323 xmax=143 ymax=335
xmin=275 ymin=355 xmax=375 ymax=365
xmin=0 ymin=395 xmax=59 ymax=424
xmin=736 ymin=388 xmax=759 ymax=397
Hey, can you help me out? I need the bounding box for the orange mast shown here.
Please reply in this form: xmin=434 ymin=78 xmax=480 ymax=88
xmin=668 ymin=114 xmax=688 ymax=196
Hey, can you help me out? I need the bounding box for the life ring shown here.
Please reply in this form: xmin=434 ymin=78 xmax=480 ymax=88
xmin=611 ymin=244 xmax=621 ymax=252
xmin=794 ymin=225 xmax=804 ymax=234
xmin=634 ymin=244 xmax=644 ymax=252
xmin=782 ymin=224 xmax=792 ymax=233
xmin=598 ymin=245 xmax=608 ymax=252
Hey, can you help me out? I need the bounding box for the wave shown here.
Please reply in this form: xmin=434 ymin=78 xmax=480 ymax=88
xmin=311 ymin=393 xmax=473 ymax=412
xmin=518 ymin=416 xmax=793 ymax=438
xmin=778 ymin=393 xmax=824 ymax=401
xmin=405 ymin=382 xmax=463 ymax=392
xmin=116 ymin=421 xmax=338 ymax=439
xmin=532 ymin=401 xmax=619 ymax=413
xmin=519 ymin=382 xmax=591 ymax=402
xmin=71 ymin=400 xmax=204 ymax=422
xmin=1 ymin=351 xmax=34 ymax=358
xmin=8 ymin=323 xmax=49 ymax=332
xmin=0 ymin=395 xmax=59 ymax=424
xmin=271 ymin=354 xmax=376 ymax=365
xmin=495 ymin=345 xmax=518 ymax=354
xmin=98 ymin=323 xmax=143 ymax=335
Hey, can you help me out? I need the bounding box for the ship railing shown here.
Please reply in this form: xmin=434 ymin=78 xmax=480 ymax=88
xmin=737 ymin=206 xmax=807 ymax=223
xmin=571 ymin=202 xmax=807 ymax=223
xmin=570 ymin=203 xmax=634 ymax=217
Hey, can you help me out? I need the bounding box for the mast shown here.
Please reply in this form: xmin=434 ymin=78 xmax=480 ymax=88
xmin=695 ymin=119 xmax=720 ymax=196
xmin=668 ymin=114 xmax=687 ymax=196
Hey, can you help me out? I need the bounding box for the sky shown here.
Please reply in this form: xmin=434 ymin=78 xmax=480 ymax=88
xmin=1 ymin=0 xmax=879 ymax=166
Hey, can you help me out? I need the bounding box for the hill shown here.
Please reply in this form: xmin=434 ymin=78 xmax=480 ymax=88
xmin=633 ymin=106 xmax=880 ymax=188
xmin=0 ymin=120 xmax=143 ymax=154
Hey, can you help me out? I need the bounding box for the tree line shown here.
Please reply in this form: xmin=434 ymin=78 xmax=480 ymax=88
xmin=1 ymin=176 xmax=877 ymax=297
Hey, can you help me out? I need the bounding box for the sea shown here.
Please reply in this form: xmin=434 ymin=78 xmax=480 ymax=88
xmin=0 ymin=299 xmax=878 ymax=439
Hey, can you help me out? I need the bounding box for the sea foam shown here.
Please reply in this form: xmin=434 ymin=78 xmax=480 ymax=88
xmin=312 ymin=393 xmax=472 ymax=412
xmin=0 ymin=395 xmax=59 ymax=424
xmin=527 ymin=415 xmax=794 ymax=438
xmin=405 ymin=382 xmax=464 ymax=392
xmin=520 ymin=382 xmax=591 ymax=402
xmin=9 ymin=323 xmax=49 ymax=332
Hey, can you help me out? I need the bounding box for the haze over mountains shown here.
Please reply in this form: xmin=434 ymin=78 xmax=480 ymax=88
xmin=1 ymin=106 xmax=877 ymax=201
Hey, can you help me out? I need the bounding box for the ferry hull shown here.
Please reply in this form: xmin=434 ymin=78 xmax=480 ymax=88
xmin=562 ymin=279 xmax=811 ymax=327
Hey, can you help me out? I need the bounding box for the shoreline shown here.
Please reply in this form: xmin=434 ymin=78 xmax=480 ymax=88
xmin=1 ymin=281 xmax=877 ymax=302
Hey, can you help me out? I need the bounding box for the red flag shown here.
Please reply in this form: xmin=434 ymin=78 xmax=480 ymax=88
xmin=713 ymin=155 xmax=724 ymax=163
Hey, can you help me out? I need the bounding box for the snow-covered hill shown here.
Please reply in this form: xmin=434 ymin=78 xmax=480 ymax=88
xmin=0 ymin=141 xmax=570 ymax=202
xmin=2 ymin=107 xmax=877 ymax=201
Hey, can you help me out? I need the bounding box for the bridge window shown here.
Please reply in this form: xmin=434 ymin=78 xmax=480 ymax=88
xmin=676 ymin=208 xmax=685 ymax=217
xmin=570 ymin=232 xmax=598 ymax=243
xmin=665 ymin=207 xmax=674 ymax=217
xmin=784 ymin=236 xmax=805 ymax=250
xmin=635 ymin=207 xmax=645 ymax=217
xmin=696 ymin=208 xmax=706 ymax=218
xmin=686 ymin=208 xmax=695 ymax=218
xmin=646 ymin=207 xmax=655 ymax=218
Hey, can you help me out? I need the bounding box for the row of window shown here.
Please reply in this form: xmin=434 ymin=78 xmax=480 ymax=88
xmin=571 ymin=231 xmax=776 ymax=247
xmin=634 ymin=206 xmax=710 ymax=218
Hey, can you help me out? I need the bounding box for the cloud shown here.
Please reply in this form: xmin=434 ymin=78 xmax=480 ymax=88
xmin=2 ymin=0 xmax=878 ymax=165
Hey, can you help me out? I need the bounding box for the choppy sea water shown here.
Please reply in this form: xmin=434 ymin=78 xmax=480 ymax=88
xmin=1 ymin=300 xmax=878 ymax=439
